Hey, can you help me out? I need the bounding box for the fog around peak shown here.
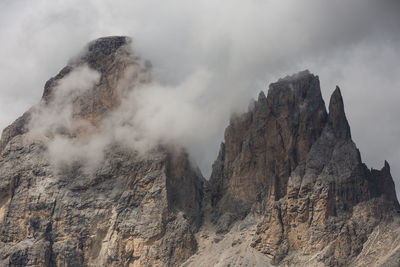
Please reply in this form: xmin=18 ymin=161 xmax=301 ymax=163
xmin=0 ymin=0 xmax=399 ymax=196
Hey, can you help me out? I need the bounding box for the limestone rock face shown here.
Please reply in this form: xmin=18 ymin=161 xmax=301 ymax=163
xmin=210 ymin=71 xmax=328 ymax=231
xmin=208 ymin=71 xmax=400 ymax=266
xmin=0 ymin=37 xmax=203 ymax=267
xmin=0 ymin=142 xmax=202 ymax=267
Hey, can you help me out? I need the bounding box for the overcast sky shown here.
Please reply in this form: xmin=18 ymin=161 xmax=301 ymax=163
xmin=0 ymin=0 xmax=399 ymax=196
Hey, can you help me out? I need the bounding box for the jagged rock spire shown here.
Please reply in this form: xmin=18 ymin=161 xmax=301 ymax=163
xmin=209 ymin=71 xmax=400 ymax=266
xmin=81 ymin=36 xmax=132 ymax=72
xmin=328 ymin=86 xmax=351 ymax=139
xmin=257 ymin=90 xmax=266 ymax=101
xmin=210 ymin=70 xmax=328 ymax=224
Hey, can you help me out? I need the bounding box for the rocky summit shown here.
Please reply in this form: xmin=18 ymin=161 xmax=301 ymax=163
xmin=0 ymin=36 xmax=399 ymax=267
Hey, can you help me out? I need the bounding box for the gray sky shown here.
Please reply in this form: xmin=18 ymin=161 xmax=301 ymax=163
xmin=0 ymin=0 xmax=399 ymax=197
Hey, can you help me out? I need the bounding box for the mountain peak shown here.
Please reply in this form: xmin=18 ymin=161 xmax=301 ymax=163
xmin=328 ymin=86 xmax=351 ymax=139
xmin=80 ymin=36 xmax=132 ymax=72
xmin=211 ymin=70 xmax=328 ymax=211
xmin=276 ymin=69 xmax=311 ymax=82
xmin=209 ymin=71 xmax=399 ymax=265
xmin=41 ymin=36 xmax=150 ymax=126
xmin=257 ymin=90 xmax=266 ymax=101
xmin=266 ymin=70 xmax=325 ymax=117
xmin=87 ymin=36 xmax=130 ymax=54
xmin=0 ymin=37 xmax=201 ymax=267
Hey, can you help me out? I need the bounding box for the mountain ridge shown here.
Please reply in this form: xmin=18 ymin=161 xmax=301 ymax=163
xmin=0 ymin=36 xmax=399 ymax=267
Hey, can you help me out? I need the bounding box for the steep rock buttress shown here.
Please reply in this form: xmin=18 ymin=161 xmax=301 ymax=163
xmin=208 ymin=70 xmax=400 ymax=266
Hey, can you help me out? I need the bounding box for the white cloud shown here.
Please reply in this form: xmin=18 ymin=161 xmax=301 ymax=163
xmin=29 ymin=65 xmax=100 ymax=138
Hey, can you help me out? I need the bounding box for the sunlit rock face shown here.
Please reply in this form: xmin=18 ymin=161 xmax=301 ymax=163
xmin=0 ymin=37 xmax=399 ymax=267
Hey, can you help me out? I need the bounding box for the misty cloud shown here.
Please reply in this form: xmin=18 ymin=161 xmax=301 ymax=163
xmin=1 ymin=0 xmax=399 ymax=195
xmin=29 ymin=65 xmax=100 ymax=138
xmin=28 ymin=62 xmax=221 ymax=174
xmin=28 ymin=65 xmax=101 ymax=170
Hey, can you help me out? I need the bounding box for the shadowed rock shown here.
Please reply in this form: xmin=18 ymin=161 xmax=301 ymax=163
xmin=328 ymin=86 xmax=351 ymax=139
xmin=208 ymin=70 xmax=400 ymax=265
xmin=210 ymin=71 xmax=328 ymax=232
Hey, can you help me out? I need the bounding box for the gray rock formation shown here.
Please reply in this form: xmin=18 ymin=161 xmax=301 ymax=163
xmin=210 ymin=71 xmax=328 ymax=233
xmin=0 ymin=37 xmax=399 ymax=267
xmin=208 ymin=71 xmax=400 ymax=266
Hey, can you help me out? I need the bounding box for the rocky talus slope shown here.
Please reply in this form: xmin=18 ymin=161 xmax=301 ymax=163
xmin=0 ymin=36 xmax=399 ymax=267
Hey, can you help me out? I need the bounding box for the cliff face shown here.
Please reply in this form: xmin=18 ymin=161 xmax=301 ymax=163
xmin=208 ymin=71 xmax=400 ymax=266
xmin=210 ymin=71 xmax=328 ymax=229
xmin=0 ymin=36 xmax=399 ymax=267
xmin=0 ymin=36 xmax=203 ymax=267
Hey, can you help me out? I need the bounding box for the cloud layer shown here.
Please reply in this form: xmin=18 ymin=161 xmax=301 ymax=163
xmin=0 ymin=0 xmax=399 ymax=195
